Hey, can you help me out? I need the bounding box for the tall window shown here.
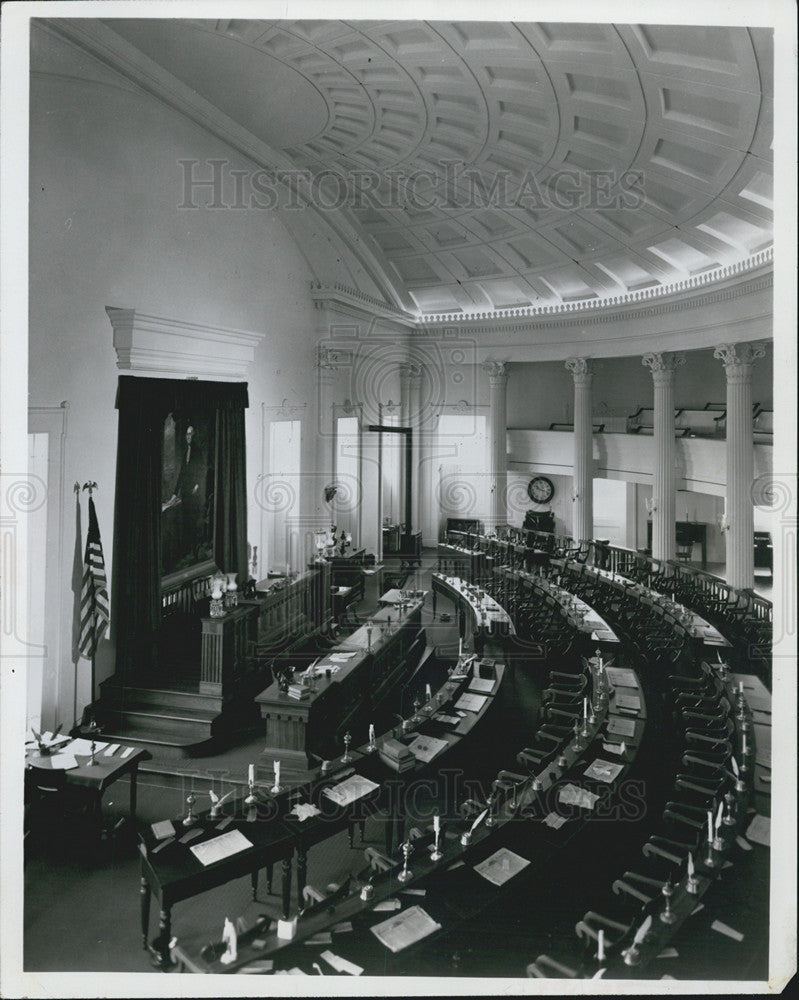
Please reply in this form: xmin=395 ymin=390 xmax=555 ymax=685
xmin=268 ymin=419 xmax=300 ymax=572
xmin=334 ymin=415 xmax=360 ymax=543
xmin=381 ymin=411 xmax=401 ymax=524
xmin=437 ymin=413 xmax=488 ymax=532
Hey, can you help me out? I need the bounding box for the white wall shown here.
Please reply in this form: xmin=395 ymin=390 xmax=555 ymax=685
xmin=30 ymin=26 xmax=320 ymax=726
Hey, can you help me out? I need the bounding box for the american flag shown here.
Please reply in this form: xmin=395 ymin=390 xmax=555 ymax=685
xmin=79 ymin=496 xmax=110 ymax=657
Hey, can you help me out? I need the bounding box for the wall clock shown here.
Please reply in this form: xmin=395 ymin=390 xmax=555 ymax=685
xmin=527 ymin=476 xmax=555 ymax=504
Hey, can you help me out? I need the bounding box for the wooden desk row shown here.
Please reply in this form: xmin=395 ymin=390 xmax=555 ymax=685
xmin=204 ymin=657 xmax=649 ymax=976
xmin=140 ymin=655 xmax=506 ymax=970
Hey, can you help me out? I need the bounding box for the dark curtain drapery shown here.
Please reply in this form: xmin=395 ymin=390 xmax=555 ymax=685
xmin=112 ymin=376 xmax=249 ymax=676
xmin=214 ymin=401 xmax=248 ymax=585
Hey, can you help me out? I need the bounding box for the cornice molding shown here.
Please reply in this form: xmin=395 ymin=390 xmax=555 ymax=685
xmin=310 ymin=282 xmax=415 ymax=330
xmin=416 ymin=256 xmax=773 ymax=332
xmin=106 ymin=307 xmax=263 ymax=380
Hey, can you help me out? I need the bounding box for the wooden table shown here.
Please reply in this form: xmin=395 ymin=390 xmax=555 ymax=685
xmin=138 ymin=805 xmax=295 ymax=968
xmin=26 ymin=738 xmax=148 ymax=834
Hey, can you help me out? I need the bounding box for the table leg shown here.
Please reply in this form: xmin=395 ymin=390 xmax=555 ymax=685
xmin=297 ymin=846 xmax=308 ymax=909
xmin=140 ymin=875 xmax=151 ymax=949
xmin=281 ymin=856 xmax=292 ymax=920
xmin=152 ymin=907 xmax=175 ymax=969
xmin=251 ymin=868 xmax=258 ymax=901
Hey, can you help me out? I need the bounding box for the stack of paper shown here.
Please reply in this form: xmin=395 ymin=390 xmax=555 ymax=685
xmin=558 ymin=784 xmax=599 ymax=810
xmin=370 ymin=905 xmax=442 ymax=953
xmin=323 ymin=774 xmax=379 ymax=808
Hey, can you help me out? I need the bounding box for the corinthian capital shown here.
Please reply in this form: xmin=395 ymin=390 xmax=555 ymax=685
xmin=482 ymin=359 xmax=508 ymax=385
xmin=565 ymin=357 xmax=594 ymax=385
xmin=713 ymin=342 xmax=767 ymax=382
xmin=399 ymin=360 xmax=422 ymax=384
xmin=642 ymin=351 xmax=685 ymax=384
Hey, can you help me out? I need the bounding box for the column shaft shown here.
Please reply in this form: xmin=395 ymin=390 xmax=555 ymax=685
xmin=642 ymin=353 xmax=685 ymax=562
xmin=566 ymin=359 xmax=593 ymax=542
xmin=714 ymin=343 xmax=765 ymax=589
xmin=484 ymin=362 xmax=508 ymax=530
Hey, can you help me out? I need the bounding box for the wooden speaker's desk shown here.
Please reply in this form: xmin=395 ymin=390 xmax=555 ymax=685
xmin=255 ymin=598 xmax=424 ymax=762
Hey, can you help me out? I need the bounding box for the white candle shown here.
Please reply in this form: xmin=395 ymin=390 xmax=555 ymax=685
xmin=583 ymin=697 xmax=589 ymax=719
xmin=248 ymin=764 xmax=255 ymax=786
xmin=433 ymin=814 xmax=440 ymax=834
xmin=285 ymin=562 xmax=290 ymax=577
xmin=687 ymin=852 xmax=694 ymax=878
xmin=707 ymin=810 xmax=714 ymax=844
xmin=716 ymin=799 xmax=724 ymax=831
xmin=597 ymin=928 xmax=605 ymax=962
xmin=425 ymin=684 xmax=432 ymax=700
xmin=274 ymin=761 xmax=280 ymax=784
xmin=459 ymin=638 xmax=463 ymax=656
xmin=742 ymin=731 xmax=747 ymax=755
xmin=369 ymin=723 xmax=375 ymax=742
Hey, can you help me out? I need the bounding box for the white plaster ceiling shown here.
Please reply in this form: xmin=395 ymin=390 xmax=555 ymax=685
xmin=105 ymin=19 xmax=773 ymax=317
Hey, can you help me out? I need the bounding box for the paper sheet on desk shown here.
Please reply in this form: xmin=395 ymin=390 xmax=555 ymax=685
xmin=370 ymin=905 xmax=441 ymax=953
xmin=558 ymin=784 xmax=599 ymax=810
xmin=607 ymin=717 xmax=636 ymax=738
xmin=614 ymin=693 xmax=641 ymax=711
xmin=543 ymin=812 xmax=567 ymax=829
xmin=406 ymin=734 xmax=448 ymax=764
xmin=454 ymin=692 xmax=489 ymax=713
xmin=474 ymin=848 xmax=530 ymax=886
xmin=67 ymin=738 xmax=109 ymax=756
xmin=746 ymin=814 xmax=770 ymax=847
xmin=584 ymin=759 xmax=624 ymax=783
xmin=189 ymin=829 xmax=252 ymax=866
xmin=323 ymin=774 xmax=379 ymax=808
xmin=606 ymin=667 xmax=638 ymax=688
xmin=29 ymin=753 xmax=78 ymax=770
xmin=468 ymin=677 xmax=495 ymax=694
xmin=329 ymin=652 xmax=357 ymax=662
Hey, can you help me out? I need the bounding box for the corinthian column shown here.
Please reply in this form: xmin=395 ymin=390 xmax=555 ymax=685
xmin=483 ymin=361 xmax=509 ymax=530
xmin=642 ymin=351 xmax=685 ymax=561
xmin=565 ymin=358 xmax=594 ymax=543
xmin=400 ymin=361 xmax=422 ymax=534
xmin=714 ymin=342 xmax=766 ymax=589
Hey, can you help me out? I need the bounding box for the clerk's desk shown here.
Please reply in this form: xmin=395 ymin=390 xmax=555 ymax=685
xmin=147 ymin=657 xmax=505 ymax=971
xmin=255 ymin=596 xmax=425 ymax=763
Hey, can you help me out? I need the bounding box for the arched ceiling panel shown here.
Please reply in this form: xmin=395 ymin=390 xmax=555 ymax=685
xmin=103 ymin=18 xmax=773 ymax=317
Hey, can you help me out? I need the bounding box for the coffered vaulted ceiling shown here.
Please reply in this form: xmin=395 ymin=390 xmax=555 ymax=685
xmin=105 ymin=19 xmax=773 ymax=317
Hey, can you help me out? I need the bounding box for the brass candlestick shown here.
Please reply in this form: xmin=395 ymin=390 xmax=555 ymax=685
xmin=430 ymin=824 xmax=443 ymax=862
xmin=182 ymin=793 xmax=197 ymax=827
xmin=397 ymin=840 xmax=413 ymax=883
xmin=342 ymin=731 xmax=352 ymax=763
xmin=659 ymin=878 xmax=677 ymax=924
xmin=89 ymin=738 xmax=98 ymax=767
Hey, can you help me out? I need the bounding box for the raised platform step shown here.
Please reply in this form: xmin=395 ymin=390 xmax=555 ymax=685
xmin=100 ymin=709 xmax=215 ymax=743
xmin=100 ymin=682 xmax=223 ymax=714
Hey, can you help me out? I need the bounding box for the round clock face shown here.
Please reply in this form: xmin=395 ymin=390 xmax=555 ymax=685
xmin=527 ymin=476 xmax=555 ymax=504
